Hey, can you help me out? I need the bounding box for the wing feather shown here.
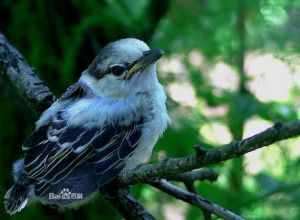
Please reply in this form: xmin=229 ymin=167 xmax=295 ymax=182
xmin=23 ymin=110 xmax=144 ymax=196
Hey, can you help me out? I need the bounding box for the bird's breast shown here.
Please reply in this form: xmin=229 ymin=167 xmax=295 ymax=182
xmin=123 ymin=89 xmax=170 ymax=170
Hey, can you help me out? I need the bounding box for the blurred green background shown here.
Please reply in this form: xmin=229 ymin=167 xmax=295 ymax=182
xmin=1 ymin=0 xmax=300 ymax=219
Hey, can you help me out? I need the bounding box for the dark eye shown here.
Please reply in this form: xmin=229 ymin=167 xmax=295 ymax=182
xmin=110 ymin=64 xmax=126 ymax=76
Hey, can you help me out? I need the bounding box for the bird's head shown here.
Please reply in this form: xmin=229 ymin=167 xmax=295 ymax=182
xmin=81 ymin=38 xmax=164 ymax=98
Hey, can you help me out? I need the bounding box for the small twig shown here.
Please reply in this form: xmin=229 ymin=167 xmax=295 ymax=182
xmin=201 ymin=209 xmax=212 ymax=220
xmin=0 ymin=31 xmax=55 ymax=112
xmin=168 ymin=169 xmax=218 ymax=183
xmin=183 ymin=181 xmax=197 ymax=193
xmin=150 ymin=179 xmax=244 ymax=220
xmin=104 ymin=187 xmax=156 ymax=220
xmin=193 ymin=144 xmax=209 ymax=155
xmin=106 ymin=195 xmax=155 ymax=220
xmin=173 ymin=169 xmax=217 ymax=220
xmin=182 ymin=180 xmax=212 ymax=220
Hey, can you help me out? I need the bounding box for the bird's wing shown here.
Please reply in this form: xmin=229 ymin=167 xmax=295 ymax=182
xmin=22 ymin=110 xmax=143 ymax=196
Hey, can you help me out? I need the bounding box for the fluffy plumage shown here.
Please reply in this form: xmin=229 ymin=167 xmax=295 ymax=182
xmin=4 ymin=38 xmax=170 ymax=214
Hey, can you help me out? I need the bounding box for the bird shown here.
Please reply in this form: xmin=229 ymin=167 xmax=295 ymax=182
xmin=4 ymin=38 xmax=170 ymax=214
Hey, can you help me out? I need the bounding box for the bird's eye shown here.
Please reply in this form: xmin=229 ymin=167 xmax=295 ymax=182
xmin=110 ymin=64 xmax=126 ymax=76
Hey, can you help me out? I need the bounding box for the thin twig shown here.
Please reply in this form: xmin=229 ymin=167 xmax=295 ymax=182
xmin=182 ymin=180 xmax=212 ymax=220
xmin=174 ymin=170 xmax=217 ymax=220
xmin=106 ymin=194 xmax=155 ymax=220
xmin=168 ymin=169 xmax=218 ymax=183
xmin=151 ymin=179 xmax=244 ymax=220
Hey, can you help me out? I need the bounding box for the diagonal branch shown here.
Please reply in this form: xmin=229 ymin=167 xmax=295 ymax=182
xmin=168 ymin=169 xmax=218 ymax=183
xmin=0 ymin=31 xmax=55 ymax=112
xmin=151 ymin=179 xmax=244 ymax=220
xmin=169 ymin=169 xmax=218 ymax=220
xmin=117 ymin=121 xmax=300 ymax=186
xmin=106 ymin=194 xmax=155 ymax=220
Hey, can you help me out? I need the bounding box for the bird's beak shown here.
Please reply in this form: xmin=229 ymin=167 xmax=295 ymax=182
xmin=125 ymin=49 xmax=164 ymax=80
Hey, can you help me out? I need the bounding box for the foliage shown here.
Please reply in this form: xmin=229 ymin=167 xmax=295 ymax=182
xmin=1 ymin=0 xmax=300 ymax=219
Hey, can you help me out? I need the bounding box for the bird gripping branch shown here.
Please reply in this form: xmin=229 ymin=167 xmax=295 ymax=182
xmin=4 ymin=38 xmax=170 ymax=214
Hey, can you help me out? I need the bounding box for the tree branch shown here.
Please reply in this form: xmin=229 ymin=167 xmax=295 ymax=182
xmin=107 ymin=195 xmax=155 ymax=220
xmin=0 ymin=31 xmax=55 ymax=112
xmin=105 ymin=192 xmax=155 ymax=220
xmin=151 ymin=179 xmax=244 ymax=220
xmin=170 ymin=169 xmax=218 ymax=220
xmin=117 ymin=121 xmax=300 ymax=185
xmin=168 ymin=169 xmax=218 ymax=183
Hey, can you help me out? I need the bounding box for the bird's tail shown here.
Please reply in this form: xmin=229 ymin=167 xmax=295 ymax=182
xmin=4 ymin=183 xmax=29 ymax=215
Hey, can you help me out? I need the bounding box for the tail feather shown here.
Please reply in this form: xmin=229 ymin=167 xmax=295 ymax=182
xmin=4 ymin=184 xmax=28 ymax=215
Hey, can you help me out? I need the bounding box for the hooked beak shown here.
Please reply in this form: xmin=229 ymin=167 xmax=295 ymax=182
xmin=125 ymin=49 xmax=164 ymax=80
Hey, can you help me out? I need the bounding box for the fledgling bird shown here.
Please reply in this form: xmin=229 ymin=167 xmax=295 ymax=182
xmin=4 ymin=38 xmax=170 ymax=214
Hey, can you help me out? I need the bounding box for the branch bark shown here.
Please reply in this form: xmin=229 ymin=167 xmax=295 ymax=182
xmin=106 ymin=194 xmax=155 ymax=220
xmin=0 ymin=31 xmax=55 ymax=112
xmin=168 ymin=169 xmax=218 ymax=183
xmin=117 ymin=121 xmax=300 ymax=185
xmin=171 ymin=169 xmax=218 ymax=220
xmin=151 ymin=179 xmax=244 ymax=220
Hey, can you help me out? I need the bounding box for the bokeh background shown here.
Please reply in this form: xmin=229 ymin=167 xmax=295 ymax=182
xmin=1 ymin=0 xmax=300 ymax=219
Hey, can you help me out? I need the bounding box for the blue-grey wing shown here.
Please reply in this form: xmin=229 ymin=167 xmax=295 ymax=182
xmin=22 ymin=111 xmax=143 ymax=196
